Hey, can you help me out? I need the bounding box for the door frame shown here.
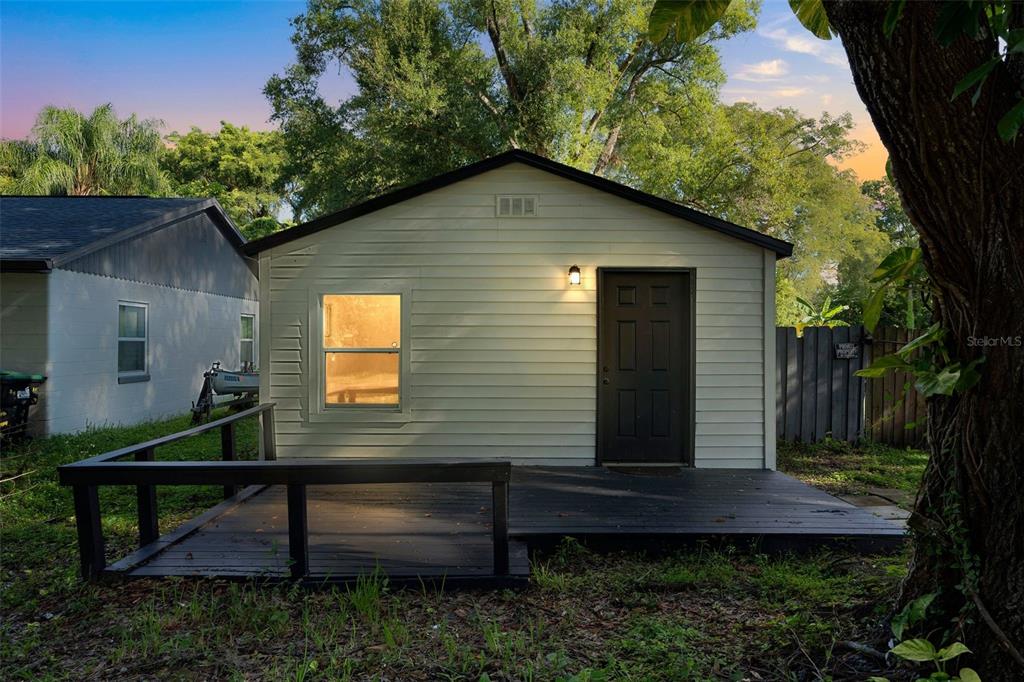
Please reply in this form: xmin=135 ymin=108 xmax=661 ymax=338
xmin=595 ymin=267 xmax=697 ymax=467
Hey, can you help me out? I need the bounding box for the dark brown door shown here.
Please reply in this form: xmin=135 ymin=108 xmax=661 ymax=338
xmin=598 ymin=270 xmax=690 ymax=464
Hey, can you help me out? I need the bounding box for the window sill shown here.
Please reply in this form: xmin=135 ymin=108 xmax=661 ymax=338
xmin=118 ymin=374 xmax=150 ymax=385
xmin=308 ymin=407 xmax=409 ymax=424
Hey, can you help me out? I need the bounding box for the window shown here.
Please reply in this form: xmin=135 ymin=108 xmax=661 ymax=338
xmin=322 ymin=294 xmax=400 ymax=406
xmin=118 ymin=303 xmax=147 ymax=376
xmin=240 ymin=314 xmax=255 ymax=368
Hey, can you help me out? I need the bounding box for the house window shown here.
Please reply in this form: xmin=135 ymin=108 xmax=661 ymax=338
xmin=240 ymin=314 xmax=255 ymax=368
xmin=118 ymin=303 xmax=147 ymax=376
xmin=322 ymin=294 xmax=400 ymax=406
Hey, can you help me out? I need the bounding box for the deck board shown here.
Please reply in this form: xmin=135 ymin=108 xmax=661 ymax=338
xmin=123 ymin=467 xmax=904 ymax=583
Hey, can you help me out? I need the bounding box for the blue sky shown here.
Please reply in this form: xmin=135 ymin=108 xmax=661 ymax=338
xmin=0 ymin=0 xmax=883 ymax=179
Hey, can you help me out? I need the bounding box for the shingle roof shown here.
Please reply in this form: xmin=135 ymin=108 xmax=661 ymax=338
xmin=244 ymin=149 xmax=794 ymax=258
xmin=0 ymin=197 xmax=243 ymax=269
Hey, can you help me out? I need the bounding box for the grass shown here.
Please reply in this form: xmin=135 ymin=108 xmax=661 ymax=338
xmin=3 ymin=414 xmax=914 ymax=680
xmin=778 ymin=438 xmax=928 ymax=505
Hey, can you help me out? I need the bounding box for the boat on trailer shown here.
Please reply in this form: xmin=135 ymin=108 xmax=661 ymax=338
xmin=191 ymin=362 xmax=258 ymax=424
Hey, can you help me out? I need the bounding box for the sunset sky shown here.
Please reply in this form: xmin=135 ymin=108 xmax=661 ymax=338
xmin=0 ymin=0 xmax=886 ymax=181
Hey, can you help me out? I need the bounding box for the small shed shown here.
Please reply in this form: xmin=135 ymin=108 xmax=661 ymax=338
xmin=0 ymin=197 xmax=259 ymax=435
xmin=245 ymin=151 xmax=792 ymax=469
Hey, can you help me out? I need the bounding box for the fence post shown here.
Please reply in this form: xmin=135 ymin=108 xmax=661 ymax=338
xmin=72 ymin=485 xmax=105 ymax=581
xmin=491 ymin=480 xmax=510 ymax=575
xmin=135 ymin=447 xmax=159 ymax=546
xmin=286 ymin=484 xmax=308 ymax=578
xmin=261 ymin=407 xmax=277 ymax=461
xmin=221 ymin=422 xmax=238 ymax=499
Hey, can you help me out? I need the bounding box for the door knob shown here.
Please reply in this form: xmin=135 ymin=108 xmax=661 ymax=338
xmin=602 ymin=378 xmax=610 ymax=385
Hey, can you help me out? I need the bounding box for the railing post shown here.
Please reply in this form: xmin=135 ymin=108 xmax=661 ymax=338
xmin=221 ymin=422 xmax=238 ymax=499
xmin=260 ymin=407 xmax=277 ymax=461
xmin=491 ymin=479 xmax=510 ymax=576
xmin=286 ymin=483 xmax=308 ymax=578
xmin=135 ymin=447 xmax=159 ymax=546
xmin=72 ymin=485 xmax=105 ymax=581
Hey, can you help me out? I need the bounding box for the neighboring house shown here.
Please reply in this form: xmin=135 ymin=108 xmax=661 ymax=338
xmin=245 ymin=151 xmax=792 ymax=469
xmin=0 ymin=197 xmax=258 ymax=435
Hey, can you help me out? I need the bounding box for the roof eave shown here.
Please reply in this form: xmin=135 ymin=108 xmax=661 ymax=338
xmin=0 ymin=258 xmax=53 ymax=273
xmin=244 ymin=150 xmax=794 ymax=258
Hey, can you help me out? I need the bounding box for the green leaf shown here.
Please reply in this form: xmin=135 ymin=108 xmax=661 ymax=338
xmin=788 ymin=0 xmax=834 ymax=40
xmin=892 ymin=638 xmax=939 ymax=662
xmin=935 ymin=1 xmax=982 ymax=46
xmin=954 ymin=357 xmax=985 ymax=392
xmin=915 ymin=365 xmax=963 ymax=397
xmin=937 ymin=642 xmax=971 ymax=662
xmin=891 ymin=592 xmax=937 ymax=639
xmin=648 ymin=0 xmax=734 ymax=43
xmin=997 ymin=98 xmax=1024 ymax=142
xmin=898 ymin=324 xmax=944 ymax=356
xmin=856 ymin=353 xmax=912 ymax=379
xmin=870 ymin=246 xmax=921 ymax=283
xmin=1007 ymin=29 xmax=1024 ymax=54
xmin=882 ymin=0 xmax=906 ymax=38
xmin=862 ymin=286 xmax=887 ymax=332
xmin=867 ymin=678 xmax=891 ymax=682
xmin=957 ymin=668 xmax=981 ymax=682
xmin=951 ymin=59 xmax=998 ymax=103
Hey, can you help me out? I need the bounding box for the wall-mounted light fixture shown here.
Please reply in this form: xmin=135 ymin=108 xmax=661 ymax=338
xmin=568 ymin=264 xmax=581 ymax=286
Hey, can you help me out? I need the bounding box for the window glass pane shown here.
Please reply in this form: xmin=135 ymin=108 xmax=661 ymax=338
xmin=323 ymin=295 xmax=400 ymax=349
xmin=325 ymin=352 xmax=398 ymax=405
xmin=241 ymin=340 xmax=254 ymax=365
xmin=119 ymin=305 xmax=145 ymax=338
xmin=118 ymin=340 xmax=145 ymax=373
xmin=241 ymin=315 xmax=254 ymax=340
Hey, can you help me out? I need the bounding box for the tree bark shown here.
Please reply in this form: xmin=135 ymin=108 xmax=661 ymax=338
xmin=824 ymin=2 xmax=1024 ymax=677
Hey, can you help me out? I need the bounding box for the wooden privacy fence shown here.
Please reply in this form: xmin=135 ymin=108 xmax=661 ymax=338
xmin=864 ymin=326 xmax=928 ymax=447
xmin=775 ymin=325 xmax=927 ymax=447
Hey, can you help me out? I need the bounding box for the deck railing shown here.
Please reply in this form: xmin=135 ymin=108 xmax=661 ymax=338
xmin=57 ymin=403 xmax=512 ymax=582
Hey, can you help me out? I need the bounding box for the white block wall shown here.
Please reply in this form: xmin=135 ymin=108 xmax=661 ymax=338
xmin=26 ymin=269 xmax=257 ymax=435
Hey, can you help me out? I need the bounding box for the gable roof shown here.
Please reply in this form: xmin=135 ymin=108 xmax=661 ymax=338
xmin=244 ymin=149 xmax=793 ymax=258
xmin=0 ymin=196 xmax=246 ymax=272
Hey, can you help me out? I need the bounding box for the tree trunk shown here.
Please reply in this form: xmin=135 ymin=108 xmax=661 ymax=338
xmin=824 ymin=1 xmax=1024 ymax=677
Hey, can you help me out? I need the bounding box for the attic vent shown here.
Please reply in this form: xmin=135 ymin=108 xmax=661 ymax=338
xmin=496 ymin=195 xmax=537 ymax=217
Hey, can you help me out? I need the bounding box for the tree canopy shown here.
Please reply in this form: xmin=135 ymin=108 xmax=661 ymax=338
xmin=267 ymin=0 xmax=890 ymax=310
xmin=0 ymin=104 xmax=165 ymax=196
xmin=266 ymin=0 xmax=758 ymax=217
xmin=160 ymin=122 xmax=289 ymax=234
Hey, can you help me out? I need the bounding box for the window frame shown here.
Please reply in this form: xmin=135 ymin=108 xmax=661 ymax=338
xmin=240 ymin=313 xmax=256 ymax=368
xmin=308 ymin=286 xmax=410 ymax=422
xmin=117 ymin=301 xmax=149 ymax=382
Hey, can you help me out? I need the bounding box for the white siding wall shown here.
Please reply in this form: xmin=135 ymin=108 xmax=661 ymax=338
xmin=40 ymin=269 xmax=257 ymax=435
xmin=265 ymin=163 xmax=772 ymax=467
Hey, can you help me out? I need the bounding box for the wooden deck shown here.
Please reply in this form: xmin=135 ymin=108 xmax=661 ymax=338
xmin=112 ymin=467 xmax=905 ymax=585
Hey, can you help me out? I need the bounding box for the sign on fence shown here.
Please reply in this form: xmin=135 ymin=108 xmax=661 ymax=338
xmin=834 ymin=343 xmax=859 ymax=359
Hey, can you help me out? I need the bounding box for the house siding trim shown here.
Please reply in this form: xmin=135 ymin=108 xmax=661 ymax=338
xmin=763 ymin=251 xmax=777 ymax=470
